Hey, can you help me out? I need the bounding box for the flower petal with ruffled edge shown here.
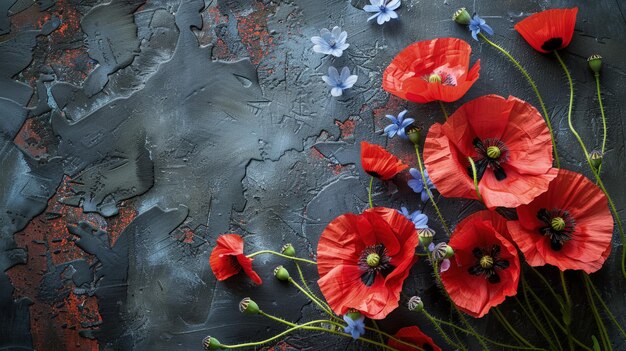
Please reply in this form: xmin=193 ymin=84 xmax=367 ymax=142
xmin=423 ymin=94 xmax=557 ymax=209
xmin=507 ymin=169 xmax=613 ymax=273
xmin=514 ymin=8 xmax=578 ymax=54
xmin=210 ymin=234 xmax=262 ymax=284
xmin=387 ymin=326 xmax=442 ymax=351
xmin=317 ymin=207 xmax=418 ymax=319
xmin=441 ymin=211 xmax=520 ymax=318
xmin=360 ymin=141 xmax=408 ymax=180
xmin=383 ymin=37 xmax=480 ymax=103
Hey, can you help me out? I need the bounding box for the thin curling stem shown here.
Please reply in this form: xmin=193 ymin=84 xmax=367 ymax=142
xmin=467 ymin=157 xmax=483 ymax=204
xmin=583 ymin=273 xmax=626 ymax=338
xmin=414 ymin=143 xmax=451 ymax=235
xmin=368 ymin=176 xmax=374 ymax=208
xmin=246 ymin=250 xmax=318 ymax=265
xmin=595 ymin=73 xmax=607 ymax=175
xmin=421 ymin=309 xmax=465 ymax=350
xmin=478 ymin=32 xmax=560 ymax=168
xmin=438 ymin=100 xmax=449 ymax=120
xmin=493 ymin=308 xmax=535 ymax=349
xmin=559 ymin=271 xmax=574 ymax=351
xmin=583 ymin=279 xmax=612 ymax=351
xmin=554 ymin=51 xmax=626 ymax=279
xmin=294 ymin=262 xmax=334 ymax=316
xmin=288 ymin=278 xmax=335 ymax=317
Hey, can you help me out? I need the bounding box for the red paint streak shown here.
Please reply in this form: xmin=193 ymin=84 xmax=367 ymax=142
xmin=7 ymin=177 xmax=138 ymax=351
xmin=309 ymin=147 xmax=324 ymax=160
xmin=235 ymin=2 xmax=276 ymax=65
xmin=263 ymin=341 xmax=299 ymax=351
xmin=14 ymin=119 xmax=48 ymax=159
xmin=334 ymin=118 xmax=356 ymax=139
xmin=180 ymin=227 xmax=195 ymax=244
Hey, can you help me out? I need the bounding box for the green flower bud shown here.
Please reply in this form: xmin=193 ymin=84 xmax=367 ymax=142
xmin=274 ymin=265 xmax=290 ymax=281
xmin=406 ymin=124 xmax=421 ymax=145
xmin=589 ymin=150 xmax=602 ymax=171
xmin=587 ymin=54 xmax=602 ymax=74
xmin=444 ymin=244 xmax=455 ymax=259
xmin=281 ymin=243 xmax=296 ymax=257
xmin=453 ymin=8 xmax=471 ymax=25
xmin=346 ymin=310 xmax=362 ymax=321
xmin=418 ymin=227 xmax=435 ymax=247
xmin=239 ymin=297 xmax=260 ymax=315
xmin=431 ymin=242 xmax=448 ymax=262
xmin=202 ymin=336 xmax=222 ymax=350
xmin=407 ymin=296 xmax=424 ymax=312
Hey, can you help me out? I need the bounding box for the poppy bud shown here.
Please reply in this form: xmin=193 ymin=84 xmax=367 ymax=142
xmin=281 ymin=243 xmax=296 ymax=257
xmin=346 ymin=310 xmax=362 ymax=321
xmin=589 ymin=150 xmax=602 ymax=171
xmin=418 ymin=227 xmax=435 ymax=247
xmin=407 ymin=296 xmax=424 ymax=312
xmin=239 ymin=297 xmax=260 ymax=315
xmin=274 ymin=265 xmax=290 ymax=281
xmin=453 ymin=8 xmax=471 ymax=25
xmin=406 ymin=124 xmax=421 ymax=145
xmin=431 ymin=242 xmax=448 ymax=262
xmin=587 ymin=54 xmax=602 ymax=74
xmin=202 ymin=336 xmax=222 ymax=350
xmin=444 ymin=245 xmax=455 ymax=259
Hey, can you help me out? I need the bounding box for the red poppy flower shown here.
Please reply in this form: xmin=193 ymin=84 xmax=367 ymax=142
xmin=507 ymin=169 xmax=613 ymax=273
xmin=360 ymin=141 xmax=408 ymax=180
xmin=388 ymin=326 xmax=442 ymax=351
xmin=441 ymin=210 xmax=520 ymax=318
xmin=317 ymin=207 xmax=418 ymax=319
xmin=210 ymin=234 xmax=262 ymax=284
xmin=383 ymin=38 xmax=480 ymax=103
xmin=423 ymin=94 xmax=557 ymax=209
xmin=514 ymin=8 xmax=578 ymax=53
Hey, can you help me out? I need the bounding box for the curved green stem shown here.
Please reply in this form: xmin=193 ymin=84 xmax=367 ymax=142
xmin=422 ymin=309 xmax=465 ymax=350
xmin=288 ymin=278 xmax=335 ymax=317
xmin=514 ymin=296 xmax=559 ymax=351
xmin=529 ymin=267 xmax=564 ymax=309
xmin=519 ymin=271 xmax=562 ymax=351
xmin=559 ymin=271 xmax=574 ymax=351
xmin=368 ymin=176 xmax=374 ymax=208
xmin=246 ymin=250 xmax=317 ymax=265
xmin=583 ymin=278 xmax=612 ymax=351
xmin=554 ymin=50 xmax=626 ymax=279
xmin=438 ymin=100 xmax=449 ymax=120
xmin=294 ymin=262 xmax=334 ymax=315
xmin=493 ymin=308 xmax=535 ymax=348
xmin=467 ymin=157 xmax=483 ymax=204
xmin=583 ymin=273 xmax=626 ymax=337
xmin=478 ymin=32 xmax=560 ymax=167
xmin=595 ymin=73 xmax=607 ymax=175
xmin=414 ymin=143 xmax=451 ymax=235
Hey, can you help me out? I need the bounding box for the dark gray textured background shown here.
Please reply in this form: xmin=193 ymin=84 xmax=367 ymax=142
xmin=0 ymin=0 xmax=625 ymax=350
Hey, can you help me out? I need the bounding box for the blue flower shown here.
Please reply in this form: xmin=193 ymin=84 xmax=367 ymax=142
xmin=383 ymin=110 xmax=414 ymax=139
xmin=311 ymin=26 xmax=350 ymax=57
xmin=399 ymin=206 xmax=429 ymax=229
xmin=469 ymin=15 xmax=494 ymax=41
xmin=322 ymin=66 xmax=358 ymax=97
xmin=343 ymin=314 xmax=365 ymax=340
xmin=364 ymin=0 xmax=401 ymax=25
xmin=407 ymin=168 xmax=436 ymax=203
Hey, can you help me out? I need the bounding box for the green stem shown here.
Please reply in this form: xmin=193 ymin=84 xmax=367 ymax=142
xmin=528 ymin=267 xmax=564 ymax=309
xmin=514 ymin=296 xmax=559 ymax=351
xmin=371 ymin=320 xmax=386 ymax=345
xmin=438 ymin=100 xmax=449 ymax=120
xmin=414 ymin=143 xmax=451 ymax=236
xmin=422 ymin=310 xmax=465 ymax=350
xmin=478 ymin=32 xmax=560 ymax=167
xmin=554 ymin=50 xmax=626 ymax=280
xmin=288 ymin=278 xmax=336 ymax=317
xmin=467 ymin=157 xmax=483 ymax=203
xmin=559 ymin=271 xmax=574 ymax=351
xmin=519 ymin=271 xmax=562 ymax=351
xmin=368 ymin=176 xmax=374 ymax=208
xmin=583 ymin=278 xmax=612 ymax=351
xmin=583 ymin=273 xmax=626 ymax=337
xmin=493 ymin=308 xmax=535 ymax=348
xmin=246 ymin=250 xmax=317 ymax=265
xmin=293 ymin=262 xmax=336 ymax=317
xmin=259 ymin=310 xmax=297 ymax=327
xmin=595 ymin=73 xmax=607 ymax=175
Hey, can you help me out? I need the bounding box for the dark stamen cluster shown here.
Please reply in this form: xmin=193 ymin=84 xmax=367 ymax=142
xmin=467 ymin=138 xmax=509 ymax=182
xmin=541 ymin=37 xmax=563 ymax=51
xmin=468 ymin=245 xmax=509 ymax=284
xmin=537 ymin=208 xmax=576 ymax=251
xmin=358 ymin=244 xmax=394 ymax=286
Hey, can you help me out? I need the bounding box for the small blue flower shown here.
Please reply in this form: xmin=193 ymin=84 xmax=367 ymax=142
xmin=364 ymin=0 xmax=401 ymax=25
xmin=343 ymin=314 xmax=366 ymax=340
xmin=383 ymin=110 xmax=414 ymax=139
xmin=399 ymin=206 xmax=429 ymax=229
xmin=469 ymin=14 xmax=494 ymax=41
xmin=408 ymin=168 xmax=436 ymax=203
xmin=311 ymin=26 xmax=350 ymax=57
xmin=322 ymin=66 xmax=358 ymax=97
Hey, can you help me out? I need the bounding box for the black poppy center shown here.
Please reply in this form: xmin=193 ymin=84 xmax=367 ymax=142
xmin=537 ymin=208 xmax=576 ymax=251
xmin=467 ymin=138 xmax=509 ymax=182
xmin=367 ymin=171 xmax=381 ymax=178
xmin=358 ymin=244 xmax=394 ymax=286
xmin=541 ymin=37 xmax=563 ymax=52
xmin=468 ymin=245 xmax=509 ymax=284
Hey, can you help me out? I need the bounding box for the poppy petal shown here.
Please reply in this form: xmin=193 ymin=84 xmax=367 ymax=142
xmin=514 ymin=8 xmax=578 ymax=53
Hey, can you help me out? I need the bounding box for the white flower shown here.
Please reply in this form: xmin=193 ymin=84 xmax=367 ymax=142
xmin=364 ymin=0 xmax=401 ymax=25
xmin=311 ymin=26 xmax=349 ymax=57
xmin=322 ymin=66 xmax=358 ymax=97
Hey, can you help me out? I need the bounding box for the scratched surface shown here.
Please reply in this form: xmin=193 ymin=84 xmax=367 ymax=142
xmin=0 ymin=0 xmax=625 ymax=350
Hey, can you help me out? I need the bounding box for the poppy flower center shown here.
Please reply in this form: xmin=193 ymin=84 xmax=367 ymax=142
xmin=541 ymin=37 xmax=563 ymax=52
xmin=537 ymin=208 xmax=576 ymax=251
xmin=358 ymin=244 xmax=394 ymax=287
xmin=468 ymin=138 xmax=509 ymax=182
xmin=428 ymin=74 xmax=442 ymax=84
xmin=468 ymin=245 xmax=509 ymax=284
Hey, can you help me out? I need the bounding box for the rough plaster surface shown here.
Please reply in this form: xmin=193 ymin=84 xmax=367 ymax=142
xmin=0 ymin=0 xmax=625 ymax=350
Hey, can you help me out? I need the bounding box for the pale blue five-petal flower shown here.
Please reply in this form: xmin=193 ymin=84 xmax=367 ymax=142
xmin=408 ymin=168 xmax=436 ymax=203
xmin=469 ymin=14 xmax=494 ymax=41
xmin=343 ymin=314 xmax=366 ymax=340
xmin=384 ymin=110 xmax=414 ymax=139
xmin=400 ymin=206 xmax=429 ymax=229
xmin=311 ymin=26 xmax=350 ymax=57
xmin=364 ymin=0 xmax=401 ymax=25
xmin=322 ymin=66 xmax=358 ymax=97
